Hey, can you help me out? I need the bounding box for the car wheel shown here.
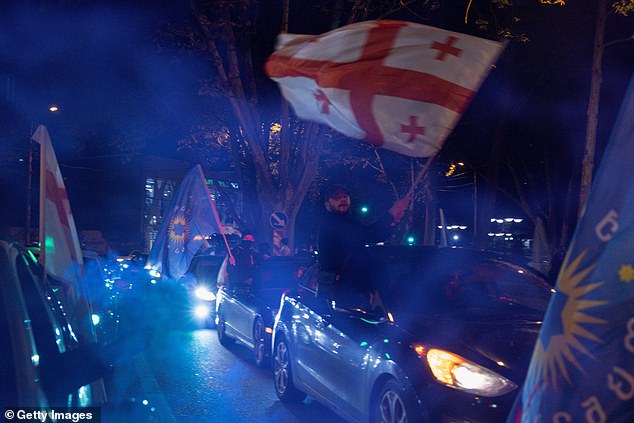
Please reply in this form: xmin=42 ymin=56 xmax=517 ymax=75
xmin=374 ymin=379 xmax=418 ymax=423
xmin=253 ymin=316 xmax=267 ymax=367
xmin=273 ymin=336 xmax=306 ymax=402
xmin=216 ymin=312 xmax=233 ymax=346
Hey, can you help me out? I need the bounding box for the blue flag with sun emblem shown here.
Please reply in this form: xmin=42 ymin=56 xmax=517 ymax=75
xmin=146 ymin=165 xmax=222 ymax=280
xmin=508 ymin=75 xmax=634 ymax=423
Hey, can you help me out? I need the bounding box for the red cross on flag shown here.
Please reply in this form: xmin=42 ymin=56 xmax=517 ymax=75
xmin=265 ymin=20 xmax=504 ymax=157
xmin=33 ymin=125 xmax=84 ymax=287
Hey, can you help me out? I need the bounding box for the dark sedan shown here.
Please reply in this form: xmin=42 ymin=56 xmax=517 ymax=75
xmin=272 ymin=246 xmax=552 ymax=423
xmin=216 ymin=256 xmax=312 ymax=366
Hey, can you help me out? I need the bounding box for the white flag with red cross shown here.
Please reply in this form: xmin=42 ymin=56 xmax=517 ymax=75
xmin=265 ymin=20 xmax=504 ymax=157
xmin=33 ymin=125 xmax=84 ymax=288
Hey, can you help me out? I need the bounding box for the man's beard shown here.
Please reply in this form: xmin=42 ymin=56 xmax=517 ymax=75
xmin=335 ymin=205 xmax=350 ymax=214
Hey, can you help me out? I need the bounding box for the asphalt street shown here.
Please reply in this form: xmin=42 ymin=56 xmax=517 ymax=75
xmin=103 ymin=329 xmax=347 ymax=423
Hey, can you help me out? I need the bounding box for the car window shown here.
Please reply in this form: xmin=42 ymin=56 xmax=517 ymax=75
xmin=16 ymin=255 xmax=74 ymax=354
xmin=330 ymin=282 xmax=387 ymax=322
xmin=297 ymin=262 xmax=319 ymax=292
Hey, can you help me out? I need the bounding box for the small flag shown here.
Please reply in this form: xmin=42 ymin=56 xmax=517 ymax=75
xmin=265 ymin=20 xmax=503 ymax=157
xmin=508 ymin=75 xmax=634 ymax=423
xmin=146 ymin=165 xmax=223 ymax=280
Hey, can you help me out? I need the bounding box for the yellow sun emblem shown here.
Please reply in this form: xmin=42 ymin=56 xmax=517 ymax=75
xmin=168 ymin=214 xmax=189 ymax=247
xmin=528 ymin=250 xmax=607 ymax=389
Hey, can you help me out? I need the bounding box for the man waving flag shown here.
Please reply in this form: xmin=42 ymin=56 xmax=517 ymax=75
xmin=265 ymin=20 xmax=503 ymax=157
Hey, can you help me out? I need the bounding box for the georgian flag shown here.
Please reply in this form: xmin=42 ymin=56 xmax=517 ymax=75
xmin=33 ymin=125 xmax=84 ymax=287
xmin=265 ymin=20 xmax=504 ymax=157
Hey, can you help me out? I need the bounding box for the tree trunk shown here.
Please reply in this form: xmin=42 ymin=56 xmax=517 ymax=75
xmin=531 ymin=216 xmax=549 ymax=274
xmin=577 ymin=0 xmax=607 ymax=219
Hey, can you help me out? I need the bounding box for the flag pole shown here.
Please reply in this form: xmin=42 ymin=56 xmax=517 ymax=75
xmin=26 ymin=124 xmax=34 ymax=245
xmin=37 ymin=126 xmax=46 ymax=271
xmin=404 ymin=154 xmax=436 ymax=200
xmin=197 ymin=165 xmax=235 ymax=265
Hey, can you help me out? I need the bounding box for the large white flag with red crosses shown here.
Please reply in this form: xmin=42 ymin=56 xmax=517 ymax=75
xmin=265 ymin=20 xmax=504 ymax=157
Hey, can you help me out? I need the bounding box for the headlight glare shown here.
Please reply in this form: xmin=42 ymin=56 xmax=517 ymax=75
xmin=195 ymin=286 xmax=216 ymax=302
xmin=149 ymin=269 xmax=161 ymax=279
xmin=415 ymin=346 xmax=517 ymax=397
xmin=194 ymin=304 xmax=211 ymax=320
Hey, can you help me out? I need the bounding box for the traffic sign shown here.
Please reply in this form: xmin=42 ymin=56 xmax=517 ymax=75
xmin=270 ymin=211 xmax=288 ymax=230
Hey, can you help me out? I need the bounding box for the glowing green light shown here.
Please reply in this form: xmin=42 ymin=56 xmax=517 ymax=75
xmin=383 ymin=338 xmax=389 ymax=343
xmin=27 ymin=250 xmax=38 ymax=263
xmin=407 ymin=236 xmax=415 ymax=244
xmin=385 ymin=353 xmax=391 ymax=360
xmin=360 ymin=206 xmax=369 ymax=213
xmin=44 ymin=236 xmax=55 ymax=254
xmin=360 ymin=341 xmax=368 ymax=347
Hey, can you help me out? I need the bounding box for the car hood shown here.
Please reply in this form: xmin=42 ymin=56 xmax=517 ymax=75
xmin=401 ymin=315 xmax=542 ymax=379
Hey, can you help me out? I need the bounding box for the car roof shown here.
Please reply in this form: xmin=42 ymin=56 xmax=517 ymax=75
xmin=348 ymin=245 xmax=546 ymax=283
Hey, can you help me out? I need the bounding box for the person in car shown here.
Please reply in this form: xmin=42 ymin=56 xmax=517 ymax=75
xmin=317 ymin=184 xmax=409 ymax=293
xmin=226 ymin=232 xmax=258 ymax=288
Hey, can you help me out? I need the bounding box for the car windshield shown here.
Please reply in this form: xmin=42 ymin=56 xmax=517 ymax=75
xmin=350 ymin=250 xmax=551 ymax=320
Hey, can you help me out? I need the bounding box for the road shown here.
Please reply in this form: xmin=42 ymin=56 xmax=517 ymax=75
xmin=103 ymin=328 xmax=347 ymax=423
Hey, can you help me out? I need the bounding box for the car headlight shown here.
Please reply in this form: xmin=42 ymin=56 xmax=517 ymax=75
xmin=194 ymin=304 xmax=211 ymax=320
xmin=195 ymin=286 xmax=216 ymax=302
xmin=414 ymin=346 xmax=517 ymax=397
xmin=148 ymin=269 xmax=161 ymax=279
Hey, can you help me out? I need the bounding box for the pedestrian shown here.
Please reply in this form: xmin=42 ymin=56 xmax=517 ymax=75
xmin=275 ymin=237 xmax=291 ymax=256
xmin=226 ymin=231 xmax=258 ymax=288
xmin=317 ymin=184 xmax=409 ymax=290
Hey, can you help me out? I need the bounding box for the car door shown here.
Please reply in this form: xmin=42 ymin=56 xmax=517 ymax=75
xmin=218 ymin=287 xmax=239 ymax=337
xmin=231 ymin=287 xmax=257 ymax=345
xmin=316 ymin=297 xmax=382 ymax=419
xmin=285 ymin=264 xmax=337 ymax=403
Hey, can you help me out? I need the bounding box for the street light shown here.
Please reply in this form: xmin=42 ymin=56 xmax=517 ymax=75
xmin=456 ymin=161 xmax=477 ymax=240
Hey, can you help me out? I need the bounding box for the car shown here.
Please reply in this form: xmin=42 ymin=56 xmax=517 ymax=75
xmin=181 ymin=254 xmax=227 ymax=328
xmin=0 ymin=240 xmax=110 ymax=408
xmin=215 ymin=256 xmax=312 ymax=367
xmin=272 ymin=246 xmax=553 ymax=423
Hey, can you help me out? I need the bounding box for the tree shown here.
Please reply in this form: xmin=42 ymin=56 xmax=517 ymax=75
xmin=578 ymin=0 xmax=633 ymax=218
xmin=468 ymin=0 xmax=632 ymax=270
xmin=166 ymin=0 xmax=433 ymax=249
xmin=155 ymin=0 xmax=333 ymax=249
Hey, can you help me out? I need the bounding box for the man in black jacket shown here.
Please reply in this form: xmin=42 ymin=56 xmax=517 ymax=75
xmin=227 ymin=232 xmax=257 ymax=288
xmin=317 ymin=184 xmax=408 ymax=286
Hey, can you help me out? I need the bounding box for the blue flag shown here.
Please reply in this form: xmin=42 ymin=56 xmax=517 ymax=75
xmin=509 ymin=75 xmax=634 ymax=423
xmin=146 ymin=165 xmax=222 ymax=280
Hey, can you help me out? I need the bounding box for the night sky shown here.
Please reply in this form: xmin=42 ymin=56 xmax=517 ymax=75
xmin=1 ymin=0 xmax=632 ymax=243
